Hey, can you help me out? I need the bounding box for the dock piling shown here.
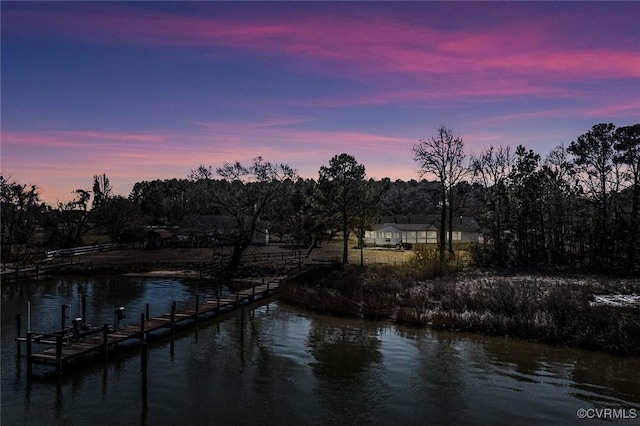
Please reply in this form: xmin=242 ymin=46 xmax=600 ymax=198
xmin=140 ymin=313 xmax=145 ymax=343
xmin=103 ymin=324 xmax=109 ymax=362
xmin=240 ymin=307 xmax=245 ymax=341
xmin=140 ymin=342 xmax=149 ymax=372
xmin=26 ymin=332 xmax=32 ymax=379
xmin=195 ymin=295 xmax=200 ymax=324
xmin=55 ymin=335 xmax=63 ymax=376
xmin=15 ymin=313 xmax=22 ymax=356
xmin=81 ymin=294 xmax=87 ymax=326
xmin=61 ymin=304 xmax=67 ymax=333
xmin=170 ymin=302 xmax=176 ymax=334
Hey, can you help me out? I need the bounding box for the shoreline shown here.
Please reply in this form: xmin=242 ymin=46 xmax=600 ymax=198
xmin=7 ymin=246 xmax=639 ymax=355
xmin=122 ymin=270 xmax=201 ymax=278
xmin=279 ymin=265 xmax=640 ymax=356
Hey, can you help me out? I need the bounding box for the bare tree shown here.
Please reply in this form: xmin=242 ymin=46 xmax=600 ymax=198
xmin=471 ymin=146 xmax=515 ymax=265
xmin=0 ymin=176 xmax=41 ymax=265
xmin=92 ymin=173 xmax=112 ymax=210
xmin=195 ymin=157 xmax=297 ymax=270
xmin=47 ymin=189 xmax=92 ymax=247
xmin=413 ymin=126 xmax=467 ymax=261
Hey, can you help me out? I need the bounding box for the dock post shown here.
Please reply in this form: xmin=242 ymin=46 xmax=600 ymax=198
xmin=141 ymin=341 xmax=149 ymax=421
xmin=15 ymin=313 xmax=22 ymax=356
xmin=140 ymin=313 xmax=145 ymax=343
xmin=26 ymin=331 xmax=33 ymax=379
xmin=140 ymin=342 xmax=149 ymax=374
xmin=141 ymin=342 xmax=148 ymax=391
xmin=103 ymin=324 xmax=109 ymax=362
xmin=252 ymin=284 xmax=256 ymax=302
xmin=141 ymin=341 xmax=148 ymax=369
xmin=195 ymin=295 xmax=200 ymax=324
xmin=61 ymin=304 xmax=67 ymax=332
xmin=267 ymin=280 xmax=270 ymax=293
xmin=55 ymin=334 xmax=63 ymax=376
xmin=240 ymin=307 xmax=245 ymax=341
xmin=216 ymin=292 xmax=220 ymax=316
xmin=145 ymin=303 xmax=150 ymax=321
xmin=235 ymin=292 xmax=239 ymax=309
xmin=171 ymin=302 xmax=176 ymax=334
xmin=81 ymin=294 xmax=87 ymax=327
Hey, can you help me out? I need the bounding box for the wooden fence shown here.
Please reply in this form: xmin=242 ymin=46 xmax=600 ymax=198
xmin=44 ymin=243 xmax=119 ymax=261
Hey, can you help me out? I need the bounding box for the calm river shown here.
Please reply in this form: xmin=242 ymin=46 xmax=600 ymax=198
xmin=2 ymin=276 xmax=639 ymax=425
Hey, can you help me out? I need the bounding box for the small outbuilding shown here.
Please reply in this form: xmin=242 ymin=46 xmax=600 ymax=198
xmin=145 ymin=229 xmax=172 ymax=249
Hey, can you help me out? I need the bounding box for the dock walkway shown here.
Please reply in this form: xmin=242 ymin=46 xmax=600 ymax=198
xmin=17 ymin=277 xmax=282 ymax=378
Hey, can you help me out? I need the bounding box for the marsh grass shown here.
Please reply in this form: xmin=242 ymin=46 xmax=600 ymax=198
xmin=280 ymin=265 xmax=640 ymax=355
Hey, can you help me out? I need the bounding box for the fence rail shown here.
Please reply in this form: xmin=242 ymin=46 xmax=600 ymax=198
xmin=45 ymin=243 xmax=119 ymax=261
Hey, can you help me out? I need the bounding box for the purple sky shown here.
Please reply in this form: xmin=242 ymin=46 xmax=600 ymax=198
xmin=2 ymin=1 xmax=639 ymax=204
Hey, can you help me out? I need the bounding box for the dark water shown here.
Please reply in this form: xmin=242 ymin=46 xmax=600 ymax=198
xmin=2 ymin=276 xmax=639 ymax=425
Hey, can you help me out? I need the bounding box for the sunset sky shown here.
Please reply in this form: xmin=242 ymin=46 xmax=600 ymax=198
xmin=2 ymin=1 xmax=639 ymax=204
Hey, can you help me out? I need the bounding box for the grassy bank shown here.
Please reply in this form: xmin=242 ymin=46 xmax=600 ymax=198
xmin=279 ymin=264 xmax=640 ymax=355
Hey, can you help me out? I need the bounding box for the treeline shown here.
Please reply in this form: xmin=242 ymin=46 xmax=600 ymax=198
xmin=1 ymin=123 xmax=638 ymax=274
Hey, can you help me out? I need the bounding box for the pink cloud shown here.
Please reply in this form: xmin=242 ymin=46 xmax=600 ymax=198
xmin=4 ymin=3 xmax=638 ymax=92
xmin=8 ymin=117 xmax=616 ymax=205
xmin=1 ymin=123 xmax=419 ymax=204
xmin=3 ymin=130 xmax=169 ymax=148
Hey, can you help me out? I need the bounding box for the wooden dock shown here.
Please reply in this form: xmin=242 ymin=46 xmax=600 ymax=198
xmin=16 ymin=277 xmax=282 ymax=379
xmin=1 ymin=262 xmax=74 ymax=283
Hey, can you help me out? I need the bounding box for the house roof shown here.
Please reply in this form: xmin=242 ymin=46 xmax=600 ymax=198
xmin=374 ymin=215 xmax=480 ymax=232
xmin=373 ymin=223 xmax=436 ymax=232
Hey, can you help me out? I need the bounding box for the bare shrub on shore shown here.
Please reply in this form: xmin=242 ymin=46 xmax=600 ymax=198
xmin=280 ymin=266 xmax=640 ymax=355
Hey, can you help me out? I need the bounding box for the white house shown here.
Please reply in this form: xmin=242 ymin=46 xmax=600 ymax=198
xmin=364 ymin=223 xmax=437 ymax=247
xmin=363 ymin=215 xmax=480 ymax=248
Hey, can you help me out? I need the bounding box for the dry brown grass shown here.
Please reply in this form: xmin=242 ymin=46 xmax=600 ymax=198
xmin=307 ymin=239 xmax=414 ymax=266
xmin=280 ymin=267 xmax=640 ymax=355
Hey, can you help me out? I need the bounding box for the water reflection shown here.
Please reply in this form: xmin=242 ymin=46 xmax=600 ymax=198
xmin=307 ymin=324 xmax=383 ymax=381
xmin=2 ymin=276 xmax=639 ymax=426
xmin=481 ymin=332 xmax=640 ymax=406
xmin=306 ymin=322 xmax=386 ymax=425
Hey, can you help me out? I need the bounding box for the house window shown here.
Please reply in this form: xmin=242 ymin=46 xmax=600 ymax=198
xmin=384 ymin=232 xmax=392 ymax=239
